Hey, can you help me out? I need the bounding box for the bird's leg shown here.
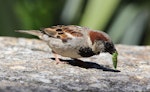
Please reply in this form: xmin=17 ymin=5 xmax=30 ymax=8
xmin=52 ymin=51 xmax=66 ymax=64
xmin=53 ymin=53 xmax=61 ymax=64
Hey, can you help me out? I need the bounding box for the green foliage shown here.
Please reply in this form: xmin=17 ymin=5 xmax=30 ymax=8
xmin=80 ymin=0 xmax=120 ymax=30
xmin=14 ymin=0 xmax=65 ymax=29
xmin=0 ymin=0 xmax=149 ymax=45
xmin=108 ymin=4 xmax=142 ymax=43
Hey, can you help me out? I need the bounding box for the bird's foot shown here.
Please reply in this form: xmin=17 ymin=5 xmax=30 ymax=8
xmin=55 ymin=59 xmax=67 ymax=64
xmin=53 ymin=53 xmax=67 ymax=64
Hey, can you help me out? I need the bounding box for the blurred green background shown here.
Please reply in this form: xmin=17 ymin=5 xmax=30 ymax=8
xmin=0 ymin=0 xmax=150 ymax=45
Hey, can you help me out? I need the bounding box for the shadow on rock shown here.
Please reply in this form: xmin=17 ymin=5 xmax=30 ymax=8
xmin=51 ymin=58 xmax=120 ymax=72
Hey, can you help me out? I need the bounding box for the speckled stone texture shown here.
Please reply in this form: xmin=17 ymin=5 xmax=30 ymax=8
xmin=0 ymin=37 xmax=150 ymax=92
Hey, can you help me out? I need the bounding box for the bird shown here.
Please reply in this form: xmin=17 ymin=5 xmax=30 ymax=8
xmin=16 ymin=25 xmax=117 ymax=67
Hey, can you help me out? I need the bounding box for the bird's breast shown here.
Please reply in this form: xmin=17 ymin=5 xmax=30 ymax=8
xmin=47 ymin=37 xmax=90 ymax=58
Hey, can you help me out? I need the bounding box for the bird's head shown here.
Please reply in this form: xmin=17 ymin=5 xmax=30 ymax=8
xmin=89 ymin=31 xmax=117 ymax=55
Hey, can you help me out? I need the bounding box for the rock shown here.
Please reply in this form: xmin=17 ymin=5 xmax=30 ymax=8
xmin=0 ymin=37 xmax=150 ymax=92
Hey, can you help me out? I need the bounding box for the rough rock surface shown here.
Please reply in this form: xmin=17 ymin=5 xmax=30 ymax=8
xmin=0 ymin=37 xmax=150 ymax=92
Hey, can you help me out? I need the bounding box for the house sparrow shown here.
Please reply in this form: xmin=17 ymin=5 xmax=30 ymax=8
xmin=17 ymin=25 xmax=117 ymax=68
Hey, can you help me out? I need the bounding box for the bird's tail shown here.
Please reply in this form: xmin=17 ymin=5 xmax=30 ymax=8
xmin=16 ymin=30 xmax=43 ymax=38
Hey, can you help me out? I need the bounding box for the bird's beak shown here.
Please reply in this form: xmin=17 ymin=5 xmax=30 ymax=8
xmin=109 ymin=48 xmax=117 ymax=55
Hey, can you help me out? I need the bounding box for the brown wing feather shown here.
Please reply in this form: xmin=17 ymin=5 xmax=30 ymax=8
xmin=41 ymin=25 xmax=84 ymax=42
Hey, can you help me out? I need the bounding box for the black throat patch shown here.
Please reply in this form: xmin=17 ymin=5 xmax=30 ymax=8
xmin=78 ymin=47 xmax=95 ymax=57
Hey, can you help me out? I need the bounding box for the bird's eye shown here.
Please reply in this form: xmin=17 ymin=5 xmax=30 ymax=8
xmin=105 ymin=42 xmax=113 ymax=49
